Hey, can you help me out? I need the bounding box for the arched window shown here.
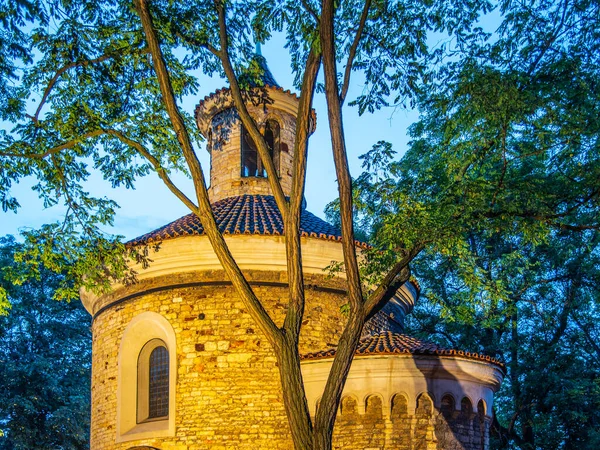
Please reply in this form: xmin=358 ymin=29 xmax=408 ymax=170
xmin=416 ymin=392 xmax=433 ymax=415
xmin=117 ymin=312 xmax=176 ymax=442
xmin=391 ymin=393 xmax=408 ymax=418
xmin=441 ymin=394 xmax=455 ymax=420
xmin=264 ymin=119 xmax=280 ymax=173
xmin=461 ymin=397 xmax=473 ymax=417
xmin=365 ymin=395 xmax=383 ymax=419
xmin=137 ymin=339 xmax=169 ymax=423
xmin=241 ymin=120 xmax=280 ymax=177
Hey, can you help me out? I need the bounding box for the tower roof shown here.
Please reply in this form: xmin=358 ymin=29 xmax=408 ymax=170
xmin=194 ymin=52 xmax=314 ymax=139
xmin=129 ymin=194 xmax=369 ymax=248
xmin=241 ymin=53 xmax=279 ymax=88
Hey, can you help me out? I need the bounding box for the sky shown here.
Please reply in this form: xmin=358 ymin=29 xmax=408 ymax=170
xmin=0 ymin=38 xmax=419 ymax=241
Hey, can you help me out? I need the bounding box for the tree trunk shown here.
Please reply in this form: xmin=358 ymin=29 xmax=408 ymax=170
xmin=276 ymin=333 xmax=314 ymax=450
xmin=313 ymin=310 xmax=365 ymax=449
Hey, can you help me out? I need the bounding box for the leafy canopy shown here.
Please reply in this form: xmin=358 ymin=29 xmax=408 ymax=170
xmin=0 ymin=0 xmax=494 ymax=309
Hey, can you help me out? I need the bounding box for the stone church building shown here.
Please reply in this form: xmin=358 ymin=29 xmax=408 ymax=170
xmin=81 ymin=55 xmax=504 ymax=450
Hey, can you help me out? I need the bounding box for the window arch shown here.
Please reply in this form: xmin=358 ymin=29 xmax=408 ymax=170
xmin=117 ymin=312 xmax=176 ymax=443
xmin=461 ymin=396 xmax=473 ymax=416
xmin=416 ymin=392 xmax=433 ymax=415
xmin=241 ymin=119 xmax=280 ymax=177
xmin=365 ymin=394 xmax=383 ymax=419
xmin=137 ymin=339 xmax=169 ymax=423
xmin=441 ymin=394 xmax=455 ymax=420
xmin=391 ymin=393 xmax=408 ymax=417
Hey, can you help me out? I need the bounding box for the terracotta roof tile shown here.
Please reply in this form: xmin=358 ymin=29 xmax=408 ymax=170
xmin=129 ymin=195 xmax=369 ymax=248
xmin=301 ymin=331 xmax=505 ymax=371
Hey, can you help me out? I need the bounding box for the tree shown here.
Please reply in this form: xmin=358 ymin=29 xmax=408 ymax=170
xmin=403 ymin=228 xmax=600 ymax=449
xmin=0 ymin=236 xmax=91 ymax=450
xmin=0 ymin=0 xmax=598 ymax=449
xmin=342 ymin=0 xmax=600 ymax=447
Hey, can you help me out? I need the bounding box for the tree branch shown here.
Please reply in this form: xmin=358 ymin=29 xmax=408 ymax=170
xmin=526 ymin=0 xmax=570 ymax=76
xmin=214 ymin=0 xmax=289 ymax=218
xmin=29 ymin=48 xmax=141 ymax=124
xmin=0 ymin=130 xmax=106 ymax=159
xmin=173 ymin=30 xmax=222 ymax=57
xmin=103 ymin=129 xmax=199 ymax=213
xmin=364 ymin=243 xmax=425 ymax=319
xmin=300 ymin=0 xmax=320 ymax=24
xmin=340 ymin=0 xmax=371 ymax=105
xmin=491 ymin=407 xmax=525 ymax=446
xmin=283 ymin=47 xmax=321 ymax=336
xmin=313 ymin=0 xmax=367 ymax=446
xmin=572 ymin=314 xmax=600 ymax=362
xmin=135 ymin=0 xmax=281 ymax=344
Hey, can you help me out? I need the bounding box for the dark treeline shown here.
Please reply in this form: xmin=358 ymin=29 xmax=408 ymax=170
xmin=407 ymin=230 xmax=600 ymax=449
xmin=0 ymin=236 xmax=91 ymax=450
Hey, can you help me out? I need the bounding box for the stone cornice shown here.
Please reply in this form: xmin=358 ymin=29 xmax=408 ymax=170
xmin=81 ymin=235 xmax=347 ymax=315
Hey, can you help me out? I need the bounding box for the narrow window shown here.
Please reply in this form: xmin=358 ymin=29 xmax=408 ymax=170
xmin=241 ymin=120 xmax=280 ymax=177
xmin=264 ymin=119 xmax=280 ymax=174
xmin=137 ymin=339 xmax=169 ymax=423
xmin=241 ymin=125 xmax=263 ymax=177
xmin=148 ymin=346 xmax=169 ymax=419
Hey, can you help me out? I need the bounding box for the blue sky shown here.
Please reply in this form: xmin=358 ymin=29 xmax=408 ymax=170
xmin=0 ymin=39 xmax=419 ymax=241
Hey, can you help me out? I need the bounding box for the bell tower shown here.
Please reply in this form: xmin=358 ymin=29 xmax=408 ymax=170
xmin=195 ymin=54 xmax=314 ymax=203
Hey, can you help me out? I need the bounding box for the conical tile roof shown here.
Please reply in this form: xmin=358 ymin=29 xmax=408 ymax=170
xmin=129 ymin=194 xmax=369 ymax=248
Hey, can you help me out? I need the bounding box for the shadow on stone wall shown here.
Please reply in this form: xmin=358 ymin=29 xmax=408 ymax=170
xmin=421 ymin=354 xmax=490 ymax=450
xmin=325 ymin=354 xmax=491 ymax=450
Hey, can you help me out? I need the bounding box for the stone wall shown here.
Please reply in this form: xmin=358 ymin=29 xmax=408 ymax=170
xmin=90 ymin=267 xmax=494 ymax=450
xmin=331 ymin=393 xmax=491 ymax=450
xmin=90 ymin=270 xmax=347 ymax=450
xmin=207 ymin=102 xmax=297 ymax=203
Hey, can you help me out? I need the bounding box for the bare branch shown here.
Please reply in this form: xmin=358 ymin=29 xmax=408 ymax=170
xmin=340 ymin=0 xmax=371 ymax=105
xmin=313 ymin=0 xmax=368 ymax=445
xmin=283 ymin=47 xmax=321 ymax=336
xmin=320 ymin=0 xmax=362 ymax=315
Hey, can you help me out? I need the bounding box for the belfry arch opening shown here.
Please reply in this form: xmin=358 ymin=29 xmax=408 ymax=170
xmin=241 ymin=119 xmax=280 ymax=177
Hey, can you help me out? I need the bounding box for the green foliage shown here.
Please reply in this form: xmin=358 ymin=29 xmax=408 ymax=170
xmin=0 ymin=236 xmax=91 ymax=450
xmin=0 ymin=0 xmax=494 ymax=302
xmin=342 ymin=0 xmax=600 ymax=447
xmin=0 ymin=0 xmax=207 ymax=295
xmin=407 ymin=229 xmax=600 ymax=449
xmin=1 ymin=0 xmax=599 ymax=445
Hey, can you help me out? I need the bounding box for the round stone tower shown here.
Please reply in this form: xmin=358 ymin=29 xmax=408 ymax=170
xmin=81 ymin=55 xmax=503 ymax=450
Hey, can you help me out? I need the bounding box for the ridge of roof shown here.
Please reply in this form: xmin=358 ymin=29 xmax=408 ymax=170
xmin=300 ymin=331 xmax=505 ymax=371
xmin=128 ymin=194 xmax=370 ymax=249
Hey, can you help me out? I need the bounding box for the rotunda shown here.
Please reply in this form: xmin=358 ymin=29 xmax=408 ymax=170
xmin=81 ymin=55 xmax=504 ymax=450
